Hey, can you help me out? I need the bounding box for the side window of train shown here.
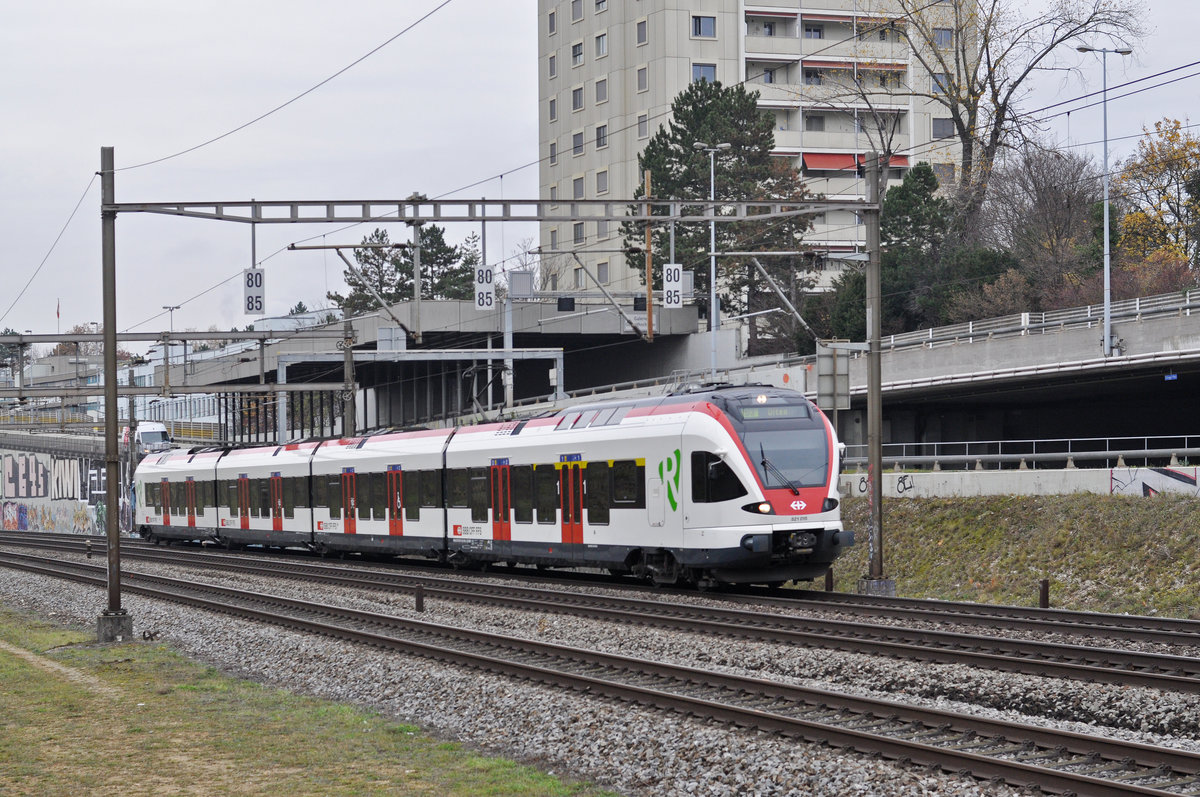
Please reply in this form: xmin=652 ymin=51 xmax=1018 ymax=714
xmin=447 ymin=469 xmax=469 ymax=508
xmin=511 ymin=465 xmax=533 ymax=523
xmin=691 ymin=451 xmax=748 ymax=503
xmin=368 ymin=472 xmax=386 ymax=521
xmin=420 ymin=469 xmax=441 ymax=508
xmin=283 ymin=477 xmax=297 ymax=519
xmin=611 ymin=460 xmax=644 ymax=507
xmin=534 ymin=465 xmax=558 ymax=524
xmin=586 ymin=461 xmax=610 ymax=524
xmin=326 ymin=475 xmax=342 ymax=518
xmin=403 ymin=470 xmax=420 ymax=521
xmin=468 ymin=467 xmax=488 ymax=522
xmin=259 ymin=479 xmax=271 ymax=517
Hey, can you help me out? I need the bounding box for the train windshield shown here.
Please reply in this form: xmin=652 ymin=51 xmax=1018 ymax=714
xmin=729 ymin=394 xmax=828 ymax=489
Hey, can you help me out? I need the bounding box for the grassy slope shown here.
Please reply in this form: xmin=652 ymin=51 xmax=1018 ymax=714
xmin=831 ymin=495 xmax=1200 ymax=619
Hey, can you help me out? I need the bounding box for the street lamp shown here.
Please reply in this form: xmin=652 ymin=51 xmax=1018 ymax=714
xmin=1077 ymin=44 xmax=1132 ymax=358
xmin=693 ymin=140 xmax=731 ymax=380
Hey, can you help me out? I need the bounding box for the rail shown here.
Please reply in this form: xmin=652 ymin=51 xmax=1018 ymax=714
xmin=844 ymin=433 xmax=1200 ymax=469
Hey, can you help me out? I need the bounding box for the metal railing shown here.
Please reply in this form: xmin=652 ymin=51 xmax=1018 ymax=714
xmin=844 ymin=433 xmax=1200 ymax=470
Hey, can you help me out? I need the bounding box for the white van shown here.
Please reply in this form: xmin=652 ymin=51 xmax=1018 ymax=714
xmin=123 ymin=422 xmax=172 ymax=456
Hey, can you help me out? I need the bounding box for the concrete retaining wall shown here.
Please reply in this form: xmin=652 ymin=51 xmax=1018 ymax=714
xmin=839 ymin=466 xmax=1200 ymax=499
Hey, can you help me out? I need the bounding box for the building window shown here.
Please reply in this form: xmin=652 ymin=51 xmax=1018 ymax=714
xmin=804 ymin=69 xmax=822 ymax=85
xmin=933 ymin=73 xmax=950 ymax=93
xmin=597 ymin=261 xmax=609 ymax=283
xmin=595 ymin=124 xmax=608 ymax=148
xmin=572 ymin=131 xmax=584 ymax=155
xmin=636 ymin=19 xmax=647 ymax=45
xmin=549 ymin=185 xmax=558 ymax=204
xmin=934 ymin=28 xmax=953 ymax=48
xmin=693 ymin=63 xmax=716 ymax=83
xmin=596 ymin=169 xmax=608 ymax=194
xmin=692 ymin=16 xmax=716 ymax=38
xmin=763 ymin=21 xmax=775 ymax=36
xmin=549 ymin=142 xmax=558 ymax=165
xmin=571 ymin=0 xmax=582 ymax=22
xmin=932 ymin=118 xmax=954 ymax=139
xmin=573 ymin=176 xmax=584 ymax=200
xmin=596 ymin=219 xmax=609 ymax=238
xmin=572 ymin=86 xmax=584 ymax=111
xmin=637 ymin=113 xmax=648 ymax=138
xmin=595 ymin=77 xmax=608 ymax=103
xmin=804 ymin=24 xmax=823 ymax=39
xmin=595 ymin=0 xmax=606 ymax=10
xmin=595 ymin=32 xmax=607 ymax=57
xmin=574 ymin=267 xmax=584 ymax=288
xmin=549 ymin=98 xmax=557 ymax=121
xmin=550 ymin=229 xmax=558 ymax=249
xmin=805 ymin=114 xmax=824 ymax=132
xmin=763 ymin=68 xmax=775 ymax=84
xmin=571 ymin=41 xmax=583 ymax=66
xmin=548 ymin=10 xmax=556 ymax=35
xmin=879 ymin=28 xmax=890 ymax=42
xmin=573 ymin=222 xmax=585 ymax=244
xmin=637 ymin=66 xmax=648 ymax=92
xmin=931 ymin=162 xmax=955 ymax=185
xmin=548 ymin=54 xmax=557 ymax=79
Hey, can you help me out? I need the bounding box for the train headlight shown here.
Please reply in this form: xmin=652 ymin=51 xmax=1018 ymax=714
xmin=822 ymin=498 xmax=839 ymax=512
xmin=742 ymin=501 xmax=774 ymax=514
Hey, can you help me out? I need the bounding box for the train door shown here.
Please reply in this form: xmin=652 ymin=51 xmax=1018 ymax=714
xmin=161 ymin=478 xmax=172 ymax=526
xmin=490 ymin=462 xmax=511 ymax=541
xmin=341 ymin=469 xmax=357 ymax=534
xmin=387 ymin=466 xmax=403 ymax=536
xmin=270 ymin=472 xmax=283 ymax=531
xmin=237 ymin=475 xmax=250 ymax=530
xmin=184 ymin=478 xmax=197 ymax=528
xmin=560 ymin=462 xmax=583 ymax=545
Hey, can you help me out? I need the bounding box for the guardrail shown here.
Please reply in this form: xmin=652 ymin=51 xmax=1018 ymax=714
xmin=844 ymin=433 xmax=1200 ymax=469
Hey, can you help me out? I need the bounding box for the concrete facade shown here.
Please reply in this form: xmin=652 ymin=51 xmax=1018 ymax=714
xmin=838 ymin=466 xmax=1200 ymax=499
xmin=537 ymin=0 xmax=963 ymax=293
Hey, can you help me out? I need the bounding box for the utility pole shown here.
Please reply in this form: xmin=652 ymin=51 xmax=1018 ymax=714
xmin=341 ymin=320 xmax=356 ymax=436
xmin=644 ymin=170 xmax=654 ymax=341
xmin=861 ymin=152 xmax=894 ymax=597
xmin=98 ymin=146 xmax=132 ymax=642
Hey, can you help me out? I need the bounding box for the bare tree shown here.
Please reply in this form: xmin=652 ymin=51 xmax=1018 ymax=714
xmin=982 ymin=146 xmax=1102 ymax=284
xmin=892 ymin=0 xmax=1144 ymax=232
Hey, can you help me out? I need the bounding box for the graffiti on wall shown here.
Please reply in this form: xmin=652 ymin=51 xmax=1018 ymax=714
xmin=0 ymin=450 xmax=106 ymax=534
xmin=1110 ymin=467 xmax=1200 ymax=497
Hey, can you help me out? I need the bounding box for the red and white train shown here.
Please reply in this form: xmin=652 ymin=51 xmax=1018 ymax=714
xmin=133 ymin=385 xmax=852 ymax=587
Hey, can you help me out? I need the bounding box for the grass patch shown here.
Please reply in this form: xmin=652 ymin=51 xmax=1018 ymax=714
xmin=0 ymin=606 xmax=613 ymax=796
xmin=831 ymin=494 xmax=1200 ymax=618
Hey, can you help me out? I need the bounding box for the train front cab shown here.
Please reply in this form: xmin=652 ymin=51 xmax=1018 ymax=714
xmin=677 ymin=391 xmax=853 ymax=585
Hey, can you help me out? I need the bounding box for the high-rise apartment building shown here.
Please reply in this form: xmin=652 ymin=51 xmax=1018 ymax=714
xmin=537 ymin=0 xmax=961 ymax=293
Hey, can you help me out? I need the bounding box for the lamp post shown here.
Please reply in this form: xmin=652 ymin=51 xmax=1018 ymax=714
xmin=693 ymin=141 xmax=731 ymax=381
xmin=1077 ymin=44 xmax=1132 ymax=358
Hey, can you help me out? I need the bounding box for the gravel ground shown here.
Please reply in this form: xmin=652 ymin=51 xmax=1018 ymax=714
xmin=4 ymin=550 xmax=1199 ymax=795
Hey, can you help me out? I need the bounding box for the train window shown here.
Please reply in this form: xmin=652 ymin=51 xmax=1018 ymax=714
xmin=403 ymin=471 xmax=420 ymax=521
xmin=172 ymin=482 xmax=185 ymax=514
xmin=311 ymin=477 xmax=325 ymax=510
xmin=368 ymin=472 xmax=386 ymax=520
xmin=223 ymin=480 xmax=237 ymax=510
xmin=534 ymin=465 xmax=559 ymax=524
xmin=326 ymin=475 xmax=342 ymax=517
xmin=258 ymin=479 xmax=271 ymax=517
xmin=611 ymin=460 xmax=643 ymax=505
xmin=511 ymin=465 xmax=533 ymax=523
xmin=691 ymin=451 xmax=748 ymax=503
xmin=586 ymin=461 xmax=610 ymax=524
xmin=447 ymin=469 xmax=469 ymax=507
xmin=420 ymin=469 xmax=441 ymax=507
xmin=468 ymin=467 xmax=489 ymax=522
xmin=282 ymin=477 xmax=296 ymax=519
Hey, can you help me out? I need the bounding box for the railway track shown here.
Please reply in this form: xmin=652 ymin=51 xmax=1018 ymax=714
xmin=2 ymin=549 xmax=1200 ymax=795
xmin=3 ymin=534 xmax=1200 ymax=695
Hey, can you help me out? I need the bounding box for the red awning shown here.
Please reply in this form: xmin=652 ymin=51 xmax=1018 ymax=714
xmin=803 ymin=153 xmax=857 ymax=170
xmin=858 ymin=154 xmax=910 ymax=167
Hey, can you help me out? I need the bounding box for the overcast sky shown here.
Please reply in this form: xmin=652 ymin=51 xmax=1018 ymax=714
xmin=1 ymin=1 xmax=1193 ymax=350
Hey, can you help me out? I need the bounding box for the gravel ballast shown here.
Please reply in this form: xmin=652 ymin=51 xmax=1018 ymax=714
xmin=4 ymin=554 xmax=1198 ymax=795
